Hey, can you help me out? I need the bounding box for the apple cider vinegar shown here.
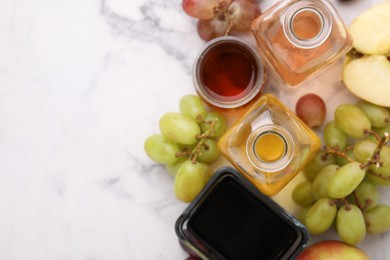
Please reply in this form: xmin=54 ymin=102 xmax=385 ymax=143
xmin=254 ymin=131 xmax=286 ymax=163
xmin=291 ymin=9 xmax=322 ymax=40
xmin=251 ymin=0 xmax=352 ymax=87
xmin=218 ymin=94 xmax=320 ymax=195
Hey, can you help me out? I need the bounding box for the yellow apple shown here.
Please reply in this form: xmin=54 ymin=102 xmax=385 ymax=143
xmin=349 ymin=1 xmax=390 ymax=55
xmin=342 ymin=2 xmax=390 ymax=107
xmin=343 ymin=55 xmax=390 ymax=107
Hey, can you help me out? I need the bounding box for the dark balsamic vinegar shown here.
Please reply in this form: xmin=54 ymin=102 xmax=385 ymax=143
xmin=188 ymin=178 xmax=298 ymax=260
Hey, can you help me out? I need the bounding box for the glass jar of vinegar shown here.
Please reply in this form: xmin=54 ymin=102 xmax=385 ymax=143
xmin=218 ymin=94 xmax=321 ymax=195
xmin=251 ymin=0 xmax=352 ymax=87
xmin=193 ymin=36 xmax=266 ymax=110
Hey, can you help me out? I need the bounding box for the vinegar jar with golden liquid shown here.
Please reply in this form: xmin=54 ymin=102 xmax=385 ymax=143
xmin=218 ymin=94 xmax=321 ymax=196
xmin=251 ymin=0 xmax=352 ymax=87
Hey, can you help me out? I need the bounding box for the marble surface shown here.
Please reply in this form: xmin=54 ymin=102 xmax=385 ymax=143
xmin=0 ymin=0 xmax=389 ymax=259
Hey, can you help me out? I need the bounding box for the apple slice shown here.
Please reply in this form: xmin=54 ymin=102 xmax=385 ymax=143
xmin=343 ymin=55 xmax=390 ymax=107
xmin=349 ymin=1 xmax=390 ymax=55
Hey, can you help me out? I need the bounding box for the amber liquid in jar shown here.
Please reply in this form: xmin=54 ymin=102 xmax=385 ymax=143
xmin=292 ymin=9 xmax=322 ymax=40
xmin=199 ymin=42 xmax=258 ymax=103
xmin=218 ymin=94 xmax=321 ymax=195
xmin=194 ymin=36 xmax=264 ymax=110
xmin=251 ymin=0 xmax=352 ymax=87
xmin=254 ymin=131 xmax=286 ymax=163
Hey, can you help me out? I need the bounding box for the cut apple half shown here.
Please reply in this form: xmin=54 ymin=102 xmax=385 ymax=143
xmin=343 ymin=55 xmax=390 ymax=107
xmin=349 ymin=1 xmax=390 ymax=55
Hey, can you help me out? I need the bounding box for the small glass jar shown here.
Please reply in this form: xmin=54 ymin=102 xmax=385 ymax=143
xmin=251 ymin=0 xmax=352 ymax=87
xmin=218 ymin=94 xmax=321 ymax=195
xmin=193 ymin=36 xmax=266 ymax=110
xmin=176 ymin=167 xmax=309 ymax=259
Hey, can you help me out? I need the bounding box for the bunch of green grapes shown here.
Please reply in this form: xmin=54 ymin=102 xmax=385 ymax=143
xmin=292 ymin=100 xmax=390 ymax=245
xmin=144 ymin=94 xmax=227 ymax=203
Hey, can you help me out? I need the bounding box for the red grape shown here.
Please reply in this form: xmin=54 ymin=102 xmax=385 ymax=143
xmin=197 ymin=17 xmax=229 ymax=41
xmin=295 ymin=93 xmax=326 ymax=128
xmin=184 ymin=0 xmax=261 ymax=41
xmin=182 ymin=0 xmax=232 ymax=20
xmin=228 ymin=0 xmax=261 ymax=31
xmin=179 ymin=240 xmax=200 ymax=258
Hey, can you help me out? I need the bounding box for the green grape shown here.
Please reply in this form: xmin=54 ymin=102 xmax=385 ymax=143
xmin=335 ymin=149 xmax=355 ymax=166
xmin=305 ymin=198 xmax=337 ymax=235
xmin=166 ymin=157 xmax=187 ymax=176
xmin=382 ymin=146 xmax=390 ymax=166
xmin=365 ymin=166 xmax=390 ymax=186
xmin=327 ymin=161 xmax=366 ymax=199
xmin=144 ymin=134 xmax=180 ymax=164
xmin=374 ymin=124 xmax=390 ymax=139
xmin=354 ymin=139 xmax=390 ymax=166
xmin=179 ymin=95 xmax=207 ymax=123
xmin=353 ymin=139 xmax=377 ymax=163
xmin=365 ymin=133 xmax=380 ymax=142
xmin=356 ymin=100 xmax=390 ymax=128
xmin=324 ymin=121 xmax=348 ymax=150
xmin=336 ymin=205 xmax=366 ymax=245
xmin=303 ymin=151 xmax=335 ymax=181
xmin=174 ymin=161 xmax=211 ymax=203
xmin=334 ymin=104 xmax=371 ymax=139
xmin=349 ymin=181 xmax=379 ymax=211
xmin=178 ymin=143 xmax=196 ymax=153
xmin=312 ymin=164 xmax=339 ymax=200
xmin=197 ymin=138 xmax=220 ymax=164
xmin=159 ymin=112 xmax=201 ymax=145
xmin=292 ymin=181 xmax=316 ymax=207
xmin=363 ymin=204 xmax=390 ymax=234
xmin=200 ymin=112 xmax=227 ymax=139
xmin=296 ymin=207 xmax=310 ymax=225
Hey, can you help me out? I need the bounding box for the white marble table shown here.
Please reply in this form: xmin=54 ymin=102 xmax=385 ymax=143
xmin=0 ymin=0 xmax=388 ymax=259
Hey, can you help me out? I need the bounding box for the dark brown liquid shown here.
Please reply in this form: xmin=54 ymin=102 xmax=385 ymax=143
xmin=200 ymin=42 xmax=258 ymax=102
xmin=188 ymin=177 xmax=299 ymax=259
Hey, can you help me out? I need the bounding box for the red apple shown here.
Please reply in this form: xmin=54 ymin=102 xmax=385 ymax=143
xmin=179 ymin=240 xmax=201 ymax=259
xmin=296 ymin=240 xmax=370 ymax=260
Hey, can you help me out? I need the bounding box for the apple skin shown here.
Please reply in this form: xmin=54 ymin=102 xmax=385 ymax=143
xmin=296 ymin=240 xmax=370 ymax=260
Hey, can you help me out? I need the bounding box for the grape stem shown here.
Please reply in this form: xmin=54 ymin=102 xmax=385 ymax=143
xmin=324 ymin=145 xmax=354 ymax=162
xmin=364 ymin=129 xmax=381 ymax=141
xmin=351 ymin=191 xmax=365 ymax=211
xmin=213 ymin=1 xmax=233 ymax=36
xmin=189 ymin=118 xmax=218 ymax=164
xmin=339 ymin=198 xmax=351 ymax=210
xmin=367 ymin=169 xmax=390 ymax=181
xmin=343 ymin=146 xmax=354 ymax=152
xmin=175 ymin=150 xmax=191 ymax=158
xmin=360 ymin=130 xmax=389 ymax=169
xmin=324 ymin=130 xmax=389 ymax=171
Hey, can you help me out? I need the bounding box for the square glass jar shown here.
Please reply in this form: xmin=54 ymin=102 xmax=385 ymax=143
xmin=218 ymin=94 xmax=320 ymax=196
xmin=251 ymin=0 xmax=352 ymax=87
xmin=175 ymin=167 xmax=308 ymax=260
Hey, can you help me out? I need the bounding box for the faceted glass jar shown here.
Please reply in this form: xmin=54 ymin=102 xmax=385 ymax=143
xmin=218 ymin=94 xmax=321 ymax=195
xmin=251 ymin=0 xmax=352 ymax=87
